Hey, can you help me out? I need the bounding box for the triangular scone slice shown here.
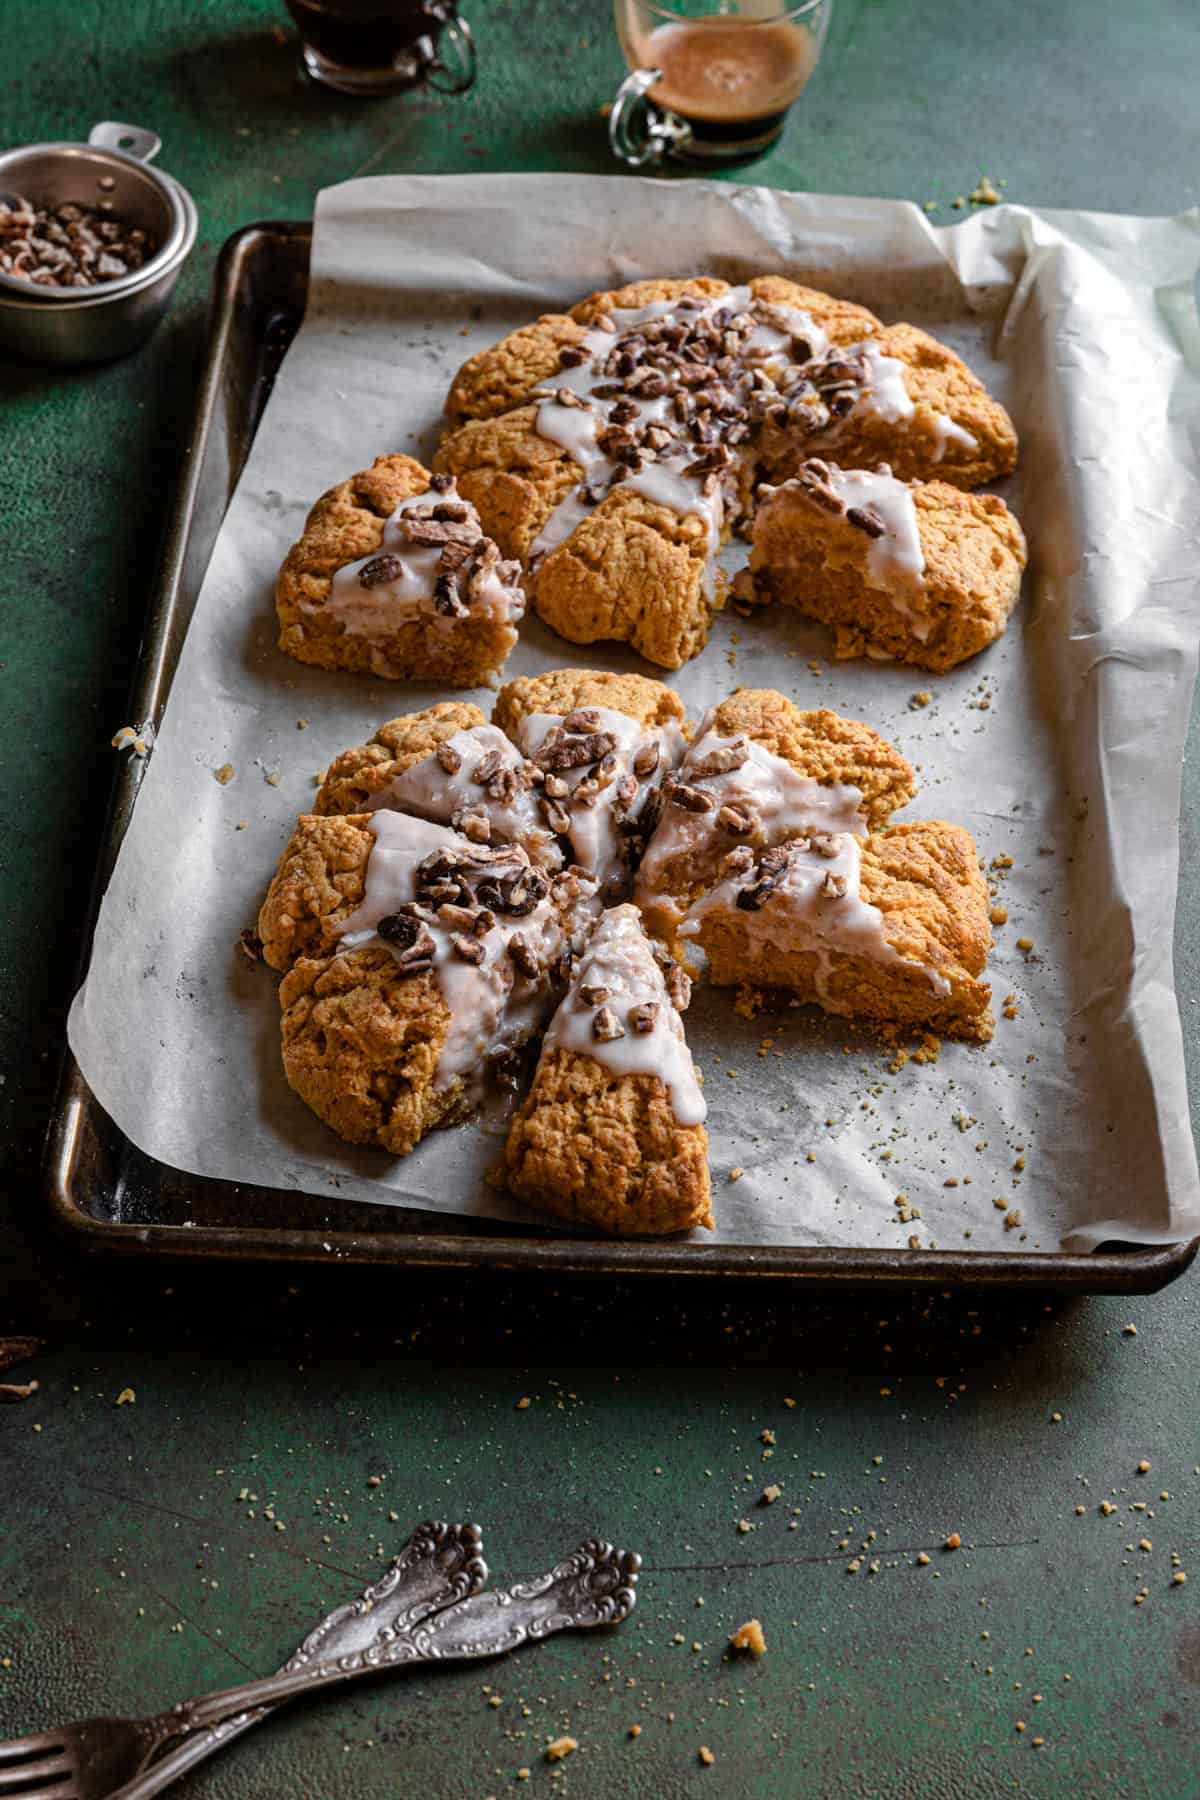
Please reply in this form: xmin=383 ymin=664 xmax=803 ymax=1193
xmin=745 ymin=461 xmax=1026 ymax=672
xmin=683 ymin=820 xmax=993 ymax=1042
xmin=504 ymin=905 xmax=712 ymax=1236
xmin=755 ymin=325 xmax=1018 ymax=491
xmin=276 ymin=453 xmax=525 ymax=686
xmin=315 ymin=703 xmax=561 ymax=872
xmin=493 ymin=669 xmax=688 ymax=897
xmin=635 ymin=690 xmax=914 ymax=945
xmin=270 ymin=813 xmax=599 ymax=1156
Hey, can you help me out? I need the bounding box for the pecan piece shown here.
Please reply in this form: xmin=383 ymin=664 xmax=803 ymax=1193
xmin=592 ymin=1005 xmax=626 ymax=1042
xmin=580 ymin=983 xmax=609 ymax=1007
xmin=629 ymin=1002 xmax=658 ymax=1034
xmin=669 ymin=782 xmax=716 ymax=814
xmin=689 ymin=737 xmax=749 ymax=778
xmin=436 ymin=740 xmax=463 ymax=775
xmin=507 ymin=933 xmax=539 ymax=979
xmin=452 ymin=933 xmax=486 ymax=964
xmin=358 ymin=553 xmax=403 ymax=589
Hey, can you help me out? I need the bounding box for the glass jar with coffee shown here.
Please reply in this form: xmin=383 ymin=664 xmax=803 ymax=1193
xmin=283 ymin=0 xmax=475 ymax=97
xmin=610 ymin=0 xmax=831 ymax=166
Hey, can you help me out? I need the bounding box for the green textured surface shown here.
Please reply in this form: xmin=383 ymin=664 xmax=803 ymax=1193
xmin=2 ymin=2 xmax=1199 ymax=1795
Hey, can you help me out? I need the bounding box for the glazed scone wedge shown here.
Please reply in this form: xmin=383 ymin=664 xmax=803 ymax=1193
xmin=262 ymin=810 xmax=598 ymax=1155
xmin=315 ymin=701 xmax=561 ymax=872
xmin=504 ymin=905 xmax=713 ymax=1236
xmin=433 ymin=403 xmax=724 ymax=670
xmin=444 ymin=275 xmax=882 ymax=426
xmin=276 ymin=453 xmax=525 ymax=686
xmin=745 ymin=460 xmax=1027 ymax=672
xmin=492 ymin=669 xmax=688 ymax=896
xmin=755 ymin=325 xmax=1018 ymax=491
xmin=635 ymin=689 xmax=914 ymax=944
xmin=683 ymin=820 xmax=993 ymax=1042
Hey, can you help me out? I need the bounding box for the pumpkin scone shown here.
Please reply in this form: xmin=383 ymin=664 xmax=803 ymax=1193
xmin=504 ymin=905 xmax=712 ymax=1235
xmin=682 ymin=820 xmax=993 ymax=1042
xmin=754 ymin=325 xmax=1019 ymax=491
xmin=492 ymin=668 xmax=688 ymax=896
xmin=635 ymin=689 xmax=914 ymax=944
xmin=276 ymin=453 xmax=525 ymax=686
xmin=744 ymin=459 xmax=1027 ymax=671
xmin=262 ymin=810 xmax=599 ymax=1155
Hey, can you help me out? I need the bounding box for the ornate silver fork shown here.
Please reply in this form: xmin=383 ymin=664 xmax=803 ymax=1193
xmin=0 ymin=1518 xmax=486 ymax=1800
xmin=0 ymin=1535 xmax=640 ymax=1800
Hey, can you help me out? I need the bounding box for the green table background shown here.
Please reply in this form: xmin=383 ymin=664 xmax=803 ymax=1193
xmin=3 ymin=3 xmax=1199 ymax=1794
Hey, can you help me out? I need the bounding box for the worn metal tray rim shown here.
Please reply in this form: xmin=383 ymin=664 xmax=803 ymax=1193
xmin=42 ymin=216 xmax=1200 ymax=1289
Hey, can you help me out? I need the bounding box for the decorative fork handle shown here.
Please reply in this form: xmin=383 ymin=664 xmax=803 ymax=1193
xmin=106 ymin=1520 xmax=487 ymax=1800
xmin=111 ymin=1538 xmax=639 ymax=1796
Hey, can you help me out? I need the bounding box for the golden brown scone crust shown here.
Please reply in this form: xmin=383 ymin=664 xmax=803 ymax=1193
xmin=275 ymin=452 xmax=517 ymax=687
xmin=434 ymin=411 xmax=721 ymax=670
xmin=492 ymin=667 xmax=687 ymax=738
xmin=279 ymin=946 xmax=467 ymax=1155
xmin=763 ymin=324 xmax=1018 ymax=489
xmin=533 ymin=488 xmax=720 ymax=670
xmin=699 ymin=819 xmax=993 ymax=1041
xmin=445 ymin=313 xmax=590 ymax=426
xmin=315 ymin=702 xmax=488 ymax=817
xmin=705 ymin=692 xmax=914 ymax=828
xmin=504 ymin=1047 xmax=713 ymax=1235
xmin=751 ymin=478 xmax=1026 ymax=673
xmin=258 ymin=814 xmax=374 ymax=972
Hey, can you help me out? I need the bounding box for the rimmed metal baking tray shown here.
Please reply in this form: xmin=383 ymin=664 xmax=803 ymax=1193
xmin=42 ymin=219 xmax=1199 ymax=1290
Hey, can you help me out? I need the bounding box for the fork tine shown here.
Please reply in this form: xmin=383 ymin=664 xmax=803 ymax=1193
xmin=0 ymin=1739 xmax=63 ymax=1766
xmin=0 ymin=1747 xmax=76 ymax=1794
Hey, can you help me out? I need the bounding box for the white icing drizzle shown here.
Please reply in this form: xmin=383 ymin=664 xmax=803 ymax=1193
xmin=636 ymin=725 xmax=865 ymax=922
xmin=854 ymin=340 xmax=915 ymax=424
xmin=322 ymin=481 xmax=525 ymax=674
xmin=542 ymin=904 xmax=706 ymax=1126
xmin=361 ymin=724 xmax=561 ymax=870
xmin=682 ymin=836 xmax=950 ymax=1004
xmin=514 ymin=704 xmax=686 ymax=895
xmin=820 ymin=464 xmax=927 ymax=606
xmin=335 ymin=812 xmax=578 ymax=1095
xmin=928 ymin=412 xmax=979 ymax=459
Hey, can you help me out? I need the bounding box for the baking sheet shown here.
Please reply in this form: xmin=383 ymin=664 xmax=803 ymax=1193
xmin=67 ymin=174 xmax=1200 ymax=1252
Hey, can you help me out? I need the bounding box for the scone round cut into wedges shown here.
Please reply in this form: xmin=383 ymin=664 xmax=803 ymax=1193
xmin=746 ymin=460 xmax=1027 ymax=672
xmin=682 ymin=819 xmax=993 ymax=1043
xmin=504 ymin=904 xmax=713 ymax=1236
xmin=276 ymin=452 xmax=526 ymax=687
xmin=437 ymin=278 xmax=1016 ymax=669
xmin=635 ymin=688 xmax=915 ymax=944
xmin=265 ymin=809 xmax=601 ymax=1156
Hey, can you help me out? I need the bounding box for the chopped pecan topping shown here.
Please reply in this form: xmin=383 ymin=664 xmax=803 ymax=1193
xmin=665 ymin=962 xmax=692 ymax=1012
xmin=810 ymin=832 xmax=840 ymax=858
xmin=377 ymin=912 xmax=422 ymax=948
xmin=562 ymin=707 xmax=602 ymax=734
xmin=689 ymin=737 xmax=750 ymax=778
xmin=722 ymin=845 xmax=756 ymax=877
xmin=474 ymin=748 xmax=504 ymax=784
xmin=433 ymin=572 xmax=468 ymax=618
xmin=846 ymin=504 xmax=886 ymax=539
xmin=580 ymin=982 xmax=610 ymax=1006
xmin=541 ymin=795 xmax=571 ymax=836
xmin=435 ymin=740 xmax=463 ymax=775
xmin=669 ymin=782 xmax=716 ymax=814
xmin=452 ymin=932 xmax=486 ymax=964
xmin=592 ymin=1005 xmax=625 ymax=1042
xmin=507 ymin=933 xmax=539 ymax=978
xmin=632 ymin=740 xmax=660 ymax=779
xmin=534 ymin=730 xmax=616 ymax=772
xmin=717 ymin=803 xmax=755 ymax=836
xmin=428 ymin=472 xmax=454 ymax=494
xmin=629 ymin=1001 xmax=658 ymax=1034
xmin=821 ymin=872 xmax=848 ymax=899
xmin=358 ymin=553 xmax=404 ymax=589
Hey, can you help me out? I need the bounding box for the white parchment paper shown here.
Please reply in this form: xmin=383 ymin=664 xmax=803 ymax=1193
xmin=68 ymin=175 xmax=1200 ymax=1252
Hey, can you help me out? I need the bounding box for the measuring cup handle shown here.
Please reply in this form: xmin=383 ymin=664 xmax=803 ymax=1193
xmin=88 ymin=122 xmax=162 ymax=163
xmin=608 ymin=68 xmax=693 ymax=167
xmin=423 ymin=1 xmax=477 ymax=95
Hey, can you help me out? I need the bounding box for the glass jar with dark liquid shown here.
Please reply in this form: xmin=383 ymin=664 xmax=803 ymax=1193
xmin=611 ymin=0 xmax=832 ymax=166
xmin=284 ymin=0 xmax=475 ymax=96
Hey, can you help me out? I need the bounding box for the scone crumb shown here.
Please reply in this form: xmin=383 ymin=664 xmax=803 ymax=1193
xmin=1016 ymin=936 xmax=1034 ymax=952
xmin=628 ymin=1724 xmax=642 ymax=1738
xmin=728 ymin=1167 xmax=745 ymax=1182
xmin=910 ymin=691 xmax=932 ymax=709
xmin=213 ymin=763 xmax=235 ymax=785
xmin=970 ymin=176 xmax=1004 ymax=205
xmin=699 ymin=1746 xmax=715 ymax=1766
xmin=115 ymin=1387 xmax=135 ymax=1406
xmin=761 ymin=1485 xmax=781 ymax=1505
xmin=944 ymin=1532 xmax=961 ymax=1550
xmin=265 ymin=769 xmax=282 ymax=787
xmin=515 ymin=1396 xmax=531 ymax=1410
xmin=545 ymin=1737 xmax=577 ymax=1762
xmin=730 ymin=1619 xmax=767 ymax=1655
xmin=990 ymin=905 xmax=1009 ymax=925
xmin=916 ymin=1552 xmax=931 ymax=1566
